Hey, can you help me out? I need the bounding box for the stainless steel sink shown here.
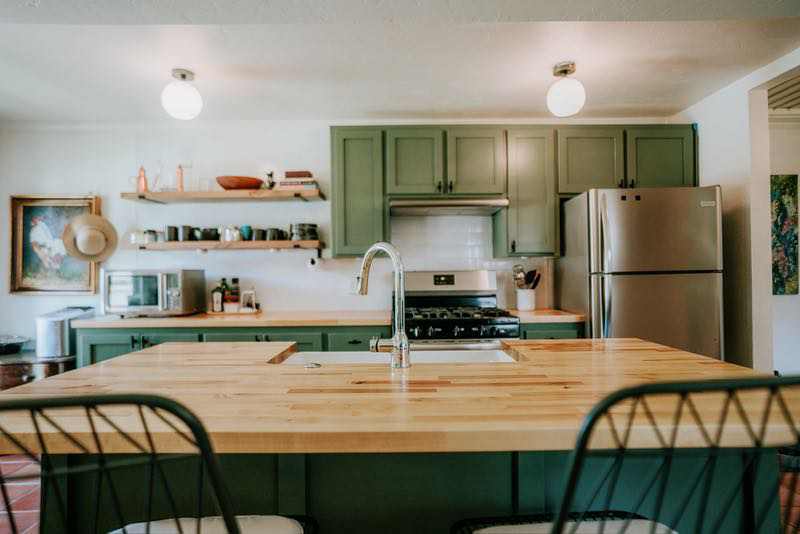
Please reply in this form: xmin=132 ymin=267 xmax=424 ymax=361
xmin=272 ymin=349 xmax=515 ymax=365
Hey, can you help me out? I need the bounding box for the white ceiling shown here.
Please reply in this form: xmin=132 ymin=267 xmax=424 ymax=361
xmin=1 ymin=0 xmax=798 ymax=24
xmin=1 ymin=17 xmax=799 ymax=120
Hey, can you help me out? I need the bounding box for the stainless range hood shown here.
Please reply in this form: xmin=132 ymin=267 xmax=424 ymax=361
xmin=389 ymin=198 xmax=509 ymax=216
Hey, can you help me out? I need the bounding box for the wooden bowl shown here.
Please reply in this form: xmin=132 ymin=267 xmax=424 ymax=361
xmin=216 ymin=176 xmax=264 ymax=190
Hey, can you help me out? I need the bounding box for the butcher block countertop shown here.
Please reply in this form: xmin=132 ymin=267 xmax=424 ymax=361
xmin=72 ymin=309 xmax=584 ymax=328
xmin=0 ymin=338 xmax=773 ymax=455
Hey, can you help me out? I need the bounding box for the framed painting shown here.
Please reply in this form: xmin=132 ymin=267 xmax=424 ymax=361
xmin=772 ymin=175 xmax=799 ymax=295
xmin=9 ymin=195 xmax=101 ymax=294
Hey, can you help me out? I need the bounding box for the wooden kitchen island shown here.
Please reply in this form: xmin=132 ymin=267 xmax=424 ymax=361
xmin=0 ymin=339 xmax=781 ymax=533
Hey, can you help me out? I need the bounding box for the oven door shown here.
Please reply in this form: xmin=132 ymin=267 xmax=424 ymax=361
xmin=103 ymin=271 xmax=164 ymax=316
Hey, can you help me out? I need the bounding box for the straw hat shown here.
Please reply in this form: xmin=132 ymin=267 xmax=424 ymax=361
xmin=62 ymin=214 xmax=118 ymax=262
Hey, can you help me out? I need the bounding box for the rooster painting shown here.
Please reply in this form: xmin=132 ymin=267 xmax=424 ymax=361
xmin=29 ymin=215 xmax=68 ymax=271
xmin=11 ymin=196 xmax=99 ymax=294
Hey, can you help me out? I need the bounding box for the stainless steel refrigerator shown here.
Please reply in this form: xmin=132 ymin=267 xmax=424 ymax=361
xmin=556 ymin=186 xmax=723 ymax=359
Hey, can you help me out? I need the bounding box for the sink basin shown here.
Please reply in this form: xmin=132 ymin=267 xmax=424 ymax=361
xmin=273 ymin=349 xmax=515 ymax=365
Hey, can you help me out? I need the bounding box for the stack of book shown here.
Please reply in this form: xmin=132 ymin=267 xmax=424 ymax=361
xmin=274 ymin=171 xmax=318 ymax=191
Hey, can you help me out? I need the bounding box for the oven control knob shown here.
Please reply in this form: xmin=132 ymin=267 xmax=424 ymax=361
xmin=409 ymin=326 xmax=421 ymax=338
xmin=485 ymin=326 xmax=497 ymax=337
xmin=427 ymin=326 xmax=435 ymax=338
xmin=453 ymin=326 xmax=464 ymax=337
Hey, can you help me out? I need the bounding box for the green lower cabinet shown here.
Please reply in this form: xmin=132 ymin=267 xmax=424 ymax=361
xmin=522 ymin=323 xmax=583 ymax=340
xmin=77 ymin=332 xmax=140 ymax=367
xmin=204 ymin=332 xmax=265 ymax=342
xmin=76 ymin=325 xmax=581 ymax=366
xmin=262 ymin=332 xmax=324 ymax=352
xmin=141 ymin=332 xmax=202 ymax=348
xmin=327 ymin=331 xmax=381 ymax=351
xmin=55 ymin=450 xmax=773 ymax=534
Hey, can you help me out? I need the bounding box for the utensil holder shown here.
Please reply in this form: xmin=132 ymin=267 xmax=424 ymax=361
xmin=516 ymin=289 xmax=536 ymax=311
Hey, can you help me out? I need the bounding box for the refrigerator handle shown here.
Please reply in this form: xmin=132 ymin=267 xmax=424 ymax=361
xmin=591 ymin=276 xmax=611 ymax=339
xmin=599 ymin=195 xmax=609 ymax=273
xmin=602 ymin=278 xmax=611 ymax=338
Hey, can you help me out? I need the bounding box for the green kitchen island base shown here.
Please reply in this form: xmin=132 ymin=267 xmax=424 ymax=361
xmin=46 ymin=451 xmax=778 ymax=533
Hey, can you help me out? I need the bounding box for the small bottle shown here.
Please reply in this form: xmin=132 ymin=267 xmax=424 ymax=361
xmin=137 ymin=166 xmax=149 ymax=193
xmin=211 ymin=279 xmax=226 ymax=313
xmin=224 ymin=277 xmax=241 ymax=313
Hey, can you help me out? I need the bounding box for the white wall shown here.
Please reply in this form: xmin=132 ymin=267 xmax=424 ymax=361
xmin=0 ymin=119 xmax=581 ymax=342
xmin=671 ymin=45 xmax=800 ymax=370
xmin=771 ymin=117 xmax=800 ymax=374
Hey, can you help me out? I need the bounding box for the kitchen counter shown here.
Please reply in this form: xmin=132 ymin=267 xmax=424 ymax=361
xmin=0 ymin=338 xmax=762 ymax=454
xmin=72 ymin=308 xmax=584 ymax=328
xmin=508 ymin=308 xmax=585 ymax=323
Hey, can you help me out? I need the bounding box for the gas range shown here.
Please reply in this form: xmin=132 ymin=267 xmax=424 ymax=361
xmin=396 ymin=271 xmax=520 ymax=349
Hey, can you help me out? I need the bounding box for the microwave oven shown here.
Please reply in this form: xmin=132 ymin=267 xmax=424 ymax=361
xmin=101 ymin=269 xmax=206 ymax=317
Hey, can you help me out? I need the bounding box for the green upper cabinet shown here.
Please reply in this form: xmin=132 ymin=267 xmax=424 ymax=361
xmin=445 ymin=127 xmax=507 ymax=195
xmin=557 ymin=127 xmax=625 ymax=193
xmin=386 ymin=128 xmax=444 ymax=195
xmin=493 ymin=128 xmax=556 ymax=256
xmin=626 ymin=126 xmax=696 ymax=188
xmin=331 ymin=127 xmax=385 ymax=256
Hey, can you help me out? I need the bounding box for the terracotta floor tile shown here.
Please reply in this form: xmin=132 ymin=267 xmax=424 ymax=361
xmin=0 ymin=485 xmax=37 ymax=511
xmin=0 ymin=511 xmax=39 ymax=534
xmin=8 ymin=489 xmax=38 ymax=513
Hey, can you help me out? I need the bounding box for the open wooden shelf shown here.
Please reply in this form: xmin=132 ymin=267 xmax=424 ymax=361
xmin=137 ymin=240 xmax=323 ymax=253
xmin=121 ymin=189 xmax=325 ymax=204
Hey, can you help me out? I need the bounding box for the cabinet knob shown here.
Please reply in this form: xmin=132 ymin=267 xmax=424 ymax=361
xmin=618 ymin=180 xmax=624 ymax=188
xmin=510 ymin=240 xmax=516 ymax=253
xmin=347 ymin=339 xmax=363 ymax=345
xmin=141 ymin=337 xmax=150 ymax=348
xmin=629 ymin=179 xmax=636 ymax=188
xmin=436 ymin=181 xmax=442 ymax=193
xmin=448 ymin=182 xmax=453 ymax=193
xmin=130 ymin=336 xmax=137 ymax=350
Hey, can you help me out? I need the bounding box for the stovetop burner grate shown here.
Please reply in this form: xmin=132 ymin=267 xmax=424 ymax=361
xmin=405 ymin=306 xmax=513 ymax=321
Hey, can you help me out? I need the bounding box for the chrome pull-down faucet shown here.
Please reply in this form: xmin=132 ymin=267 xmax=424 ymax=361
xmin=354 ymin=242 xmax=410 ymax=369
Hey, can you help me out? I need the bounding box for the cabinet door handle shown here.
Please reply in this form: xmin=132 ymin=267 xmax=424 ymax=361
xmin=141 ymin=337 xmax=150 ymax=348
xmin=448 ymin=182 xmax=453 ymax=193
xmin=130 ymin=336 xmax=137 ymax=350
xmin=629 ymin=179 xmax=636 ymax=188
xmin=347 ymin=339 xmax=363 ymax=345
xmin=618 ymin=180 xmax=624 ymax=188
xmin=510 ymin=240 xmax=516 ymax=253
xmin=261 ymin=335 xmax=269 ymax=342
xmin=436 ymin=181 xmax=442 ymax=193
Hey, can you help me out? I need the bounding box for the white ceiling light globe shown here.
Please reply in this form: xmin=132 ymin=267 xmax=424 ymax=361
xmin=546 ymin=77 xmax=586 ymax=118
xmin=161 ymin=80 xmax=203 ymax=120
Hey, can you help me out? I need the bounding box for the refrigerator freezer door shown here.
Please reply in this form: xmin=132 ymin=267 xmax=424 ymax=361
xmin=589 ymin=186 xmax=722 ymax=273
xmin=590 ymin=272 xmax=723 ymax=359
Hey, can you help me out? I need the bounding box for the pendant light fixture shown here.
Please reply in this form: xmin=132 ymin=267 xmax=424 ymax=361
xmin=546 ymin=61 xmax=586 ymax=118
xmin=161 ymin=68 xmax=203 ymax=120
